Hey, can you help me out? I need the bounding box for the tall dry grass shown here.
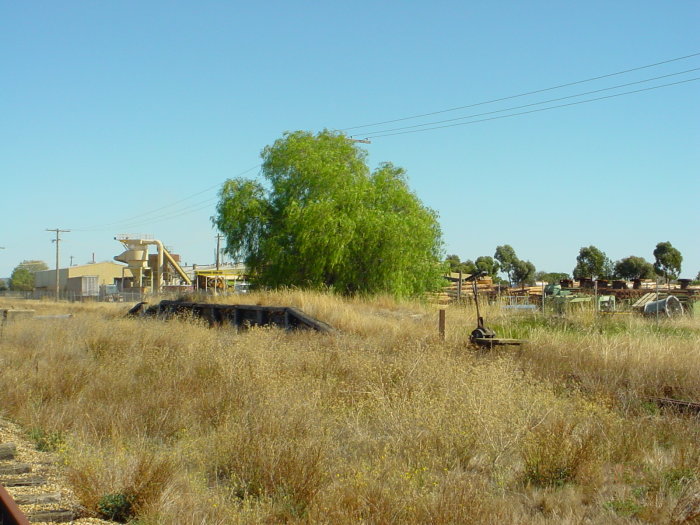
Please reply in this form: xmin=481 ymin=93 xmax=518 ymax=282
xmin=0 ymin=294 xmax=698 ymax=523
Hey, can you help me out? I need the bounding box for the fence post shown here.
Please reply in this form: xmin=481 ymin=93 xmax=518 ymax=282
xmin=438 ymin=309 xmax=446 ymax=341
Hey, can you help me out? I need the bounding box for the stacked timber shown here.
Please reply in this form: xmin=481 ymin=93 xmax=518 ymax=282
xmin=445 ymin=274 xmax=497 ymax=300
xmin=428 ymin=274 xmax=500 ymax=304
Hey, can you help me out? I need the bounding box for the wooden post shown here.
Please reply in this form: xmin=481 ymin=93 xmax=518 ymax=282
xmin=542 ymin=282 xmax=546 ymax=315
xmin=457 ymin=271 xmax=462 ymax=301
xmin=438 ymin=309 xmax=446 ymax=341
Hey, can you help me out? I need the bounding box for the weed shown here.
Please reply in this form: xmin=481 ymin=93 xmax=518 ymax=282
xmin=521 ymin=417 xmax=598 ymax=487
xmin=604 ymin=498 xmax=643 ymax=518
xmin=28 ymin=428 xmax=64 ymax=452
xmin=0 ymin=294 xmax=699 ymax=523
xmin=98 ymin=492 xmax=135 ymax=522
xmin=664 ymin=468 xmax=696 ymax=492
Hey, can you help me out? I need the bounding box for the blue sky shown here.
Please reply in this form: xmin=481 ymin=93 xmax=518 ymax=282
xmin=1 ymin=1 xmax=698 ymax=279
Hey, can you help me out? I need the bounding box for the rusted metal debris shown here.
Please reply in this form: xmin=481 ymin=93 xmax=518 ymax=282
xmin=128 ymin=300 xmax=334 ymax=333
xmin=465 ymin=272 xmax=526 ymax=349
xmin=649 ymin=397 xmax=700 ymax=414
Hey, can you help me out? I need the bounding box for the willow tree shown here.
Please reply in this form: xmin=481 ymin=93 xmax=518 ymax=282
xmin=213 ymin=130 xmax=444 ymax=297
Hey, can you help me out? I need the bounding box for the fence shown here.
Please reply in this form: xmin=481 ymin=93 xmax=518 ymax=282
xmin=0 ymin=290 xmax=146 ymax=303
xmin=0 ymin=288 xmax=252 ymax=304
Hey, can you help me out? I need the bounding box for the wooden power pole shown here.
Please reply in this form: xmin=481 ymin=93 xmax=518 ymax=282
xmin=215 ymin=234 xmax=223 ymax=271
xmin=46 ymin=228 xmax=70 ymax=300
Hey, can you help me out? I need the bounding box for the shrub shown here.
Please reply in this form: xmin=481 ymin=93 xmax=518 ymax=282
xmin=98 ymin=492 xmax=135 ymax=522
xmin=28 ymin=428 xmax=65 ymax=452
xmin=521 ymin=417 xmax=598 ymax=487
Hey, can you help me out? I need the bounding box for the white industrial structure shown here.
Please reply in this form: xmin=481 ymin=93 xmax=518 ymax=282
xmin=114 ymin=235 xmax=191 ymax=292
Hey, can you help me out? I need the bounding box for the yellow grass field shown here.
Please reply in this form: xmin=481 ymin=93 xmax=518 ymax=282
xmin=1 ymin=293 xmax=699 ymax=524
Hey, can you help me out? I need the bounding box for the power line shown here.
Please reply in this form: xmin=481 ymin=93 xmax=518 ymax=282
xmin=73 ymin=164 xmax=260 ymax=231
xmin=362 ymin=77 xmax=700 ymax=138
xmin=358 ymin=67 xmax=700 ymax=137
xmin=76 ymin=195 xmax=218 ymax=231
xmin=342 ymin=51 xmax=700 ymax=132
xmin=112 ymin=196 xmax=220 ymax=231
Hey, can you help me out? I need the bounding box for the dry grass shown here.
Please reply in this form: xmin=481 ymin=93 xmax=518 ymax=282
xmin=0 ymin=293 xmax=699 ymax=523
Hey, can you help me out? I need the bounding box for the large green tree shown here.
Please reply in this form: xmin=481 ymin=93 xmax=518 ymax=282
xmin=214 ymin=130 xmax=444 ymax=297
xmin=9 ymin=268 xmax=33 ymax=291
xmin=653 ymin=241 xmax=682 ymax=282
xmin=494 ymin=245 xmax=518 ymax=285
xmin=614 ymin=256 xmax=655 ymax=280
xmin=475 ymin=256 xmax=499 ymax=278
xmin=16 ymin=260 xmax=48 ymax=273
xmin=8 ymin=260 xmax=48 ymax=291
xmin=445 ymin=255 xmax=474 ymax=275
xmin=445 ymin=254 xmax=461 ymax=272
xmin=573 ymin=246 xmax=612 ymax=280
xmin=511 ymin=259 xmax=537 ymax=286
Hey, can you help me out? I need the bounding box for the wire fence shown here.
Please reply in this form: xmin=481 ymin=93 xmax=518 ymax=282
xmin=0 ymin=290 xmax=146 ymax=303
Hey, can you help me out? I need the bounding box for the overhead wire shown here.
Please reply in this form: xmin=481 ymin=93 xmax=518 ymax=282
xmin=357 ymin=67 xmax=700 ymax=136
xmin=69 ymin=53 xmax=700 ymax=231
xmin=72 ymin=164 xmax=260 ymax=232
xmin=112 ymin=197 xmax=220 ymax=231
xmin=362 ymin=77 xmax=700 ymax=138
xmin=342 ymin=51 xmax=700 ymax=132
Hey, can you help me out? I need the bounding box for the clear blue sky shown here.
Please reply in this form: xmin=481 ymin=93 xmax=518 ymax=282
xmin=1 ymin=1 xmax=698 ymax=279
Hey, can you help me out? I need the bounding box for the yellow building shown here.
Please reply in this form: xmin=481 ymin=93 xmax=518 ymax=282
xmin=34 ymin=262 xmax=132 ymax=292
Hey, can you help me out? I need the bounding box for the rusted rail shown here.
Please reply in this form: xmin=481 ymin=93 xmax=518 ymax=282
xmin=129 ymin=300 xmax=334 ymax=333
xmin=0 ymin=483 xmax=30 ymax=525
xmin=649 ymin=397 xmax=700 ymax=414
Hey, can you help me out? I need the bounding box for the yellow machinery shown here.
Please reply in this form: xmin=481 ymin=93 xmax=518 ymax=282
xmin=194 ymin=268 xmax=246 ymax=292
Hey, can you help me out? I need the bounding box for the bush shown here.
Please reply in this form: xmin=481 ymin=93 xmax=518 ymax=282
xmin=521 ymin=418 xmax=598 ymax=487
xmin=98 ymin=492 xmax=135 ymax=522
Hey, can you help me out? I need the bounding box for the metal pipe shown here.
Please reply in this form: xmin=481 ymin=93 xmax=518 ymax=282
xmin=153 ymin=240 xmax=164 ymax=294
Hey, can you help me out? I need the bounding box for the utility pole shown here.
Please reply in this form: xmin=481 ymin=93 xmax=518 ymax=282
xmin=215 ymin=234 xmax=223 ymax=271
xmin=70 ymin=255 xmax=74 ymax=267
xmin=46 ymin=228 xmax=70 ymax=300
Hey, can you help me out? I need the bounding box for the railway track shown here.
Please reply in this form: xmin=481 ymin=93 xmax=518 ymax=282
xmin=0 ymin=419 xmax=111 ymax=524
xmin=0 ymin=480 xmax=30 ymax=525
xmin=0 ymin=441 xmax=74 ymax=523
xmin=0 ymin=443 xmax=77 ymax=525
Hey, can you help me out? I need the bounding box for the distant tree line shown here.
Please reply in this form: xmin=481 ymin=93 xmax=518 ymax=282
xmin=572 ymin=241 xmax=683 ymax=282
xmin=446 ymin=240 xmax=686 ymax=286
xmin=445 ymin=245 xmax=536 ymax=286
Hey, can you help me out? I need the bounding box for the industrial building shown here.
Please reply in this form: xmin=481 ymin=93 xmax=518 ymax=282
xmin=34 ymin=262 xmax=133 ymax=296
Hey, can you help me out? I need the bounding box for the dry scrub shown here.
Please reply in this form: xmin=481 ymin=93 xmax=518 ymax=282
xmin=0 ymin=294 xmax=698 ymax=523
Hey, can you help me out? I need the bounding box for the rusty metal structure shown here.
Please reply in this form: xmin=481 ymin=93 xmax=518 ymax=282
xmin=466 ymin=272 xmax=526 ymax=349
xmin=128 ymin=300 xmax=334 ymax=332
xmin=650 ymin=397 xmax=700 ymax=414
